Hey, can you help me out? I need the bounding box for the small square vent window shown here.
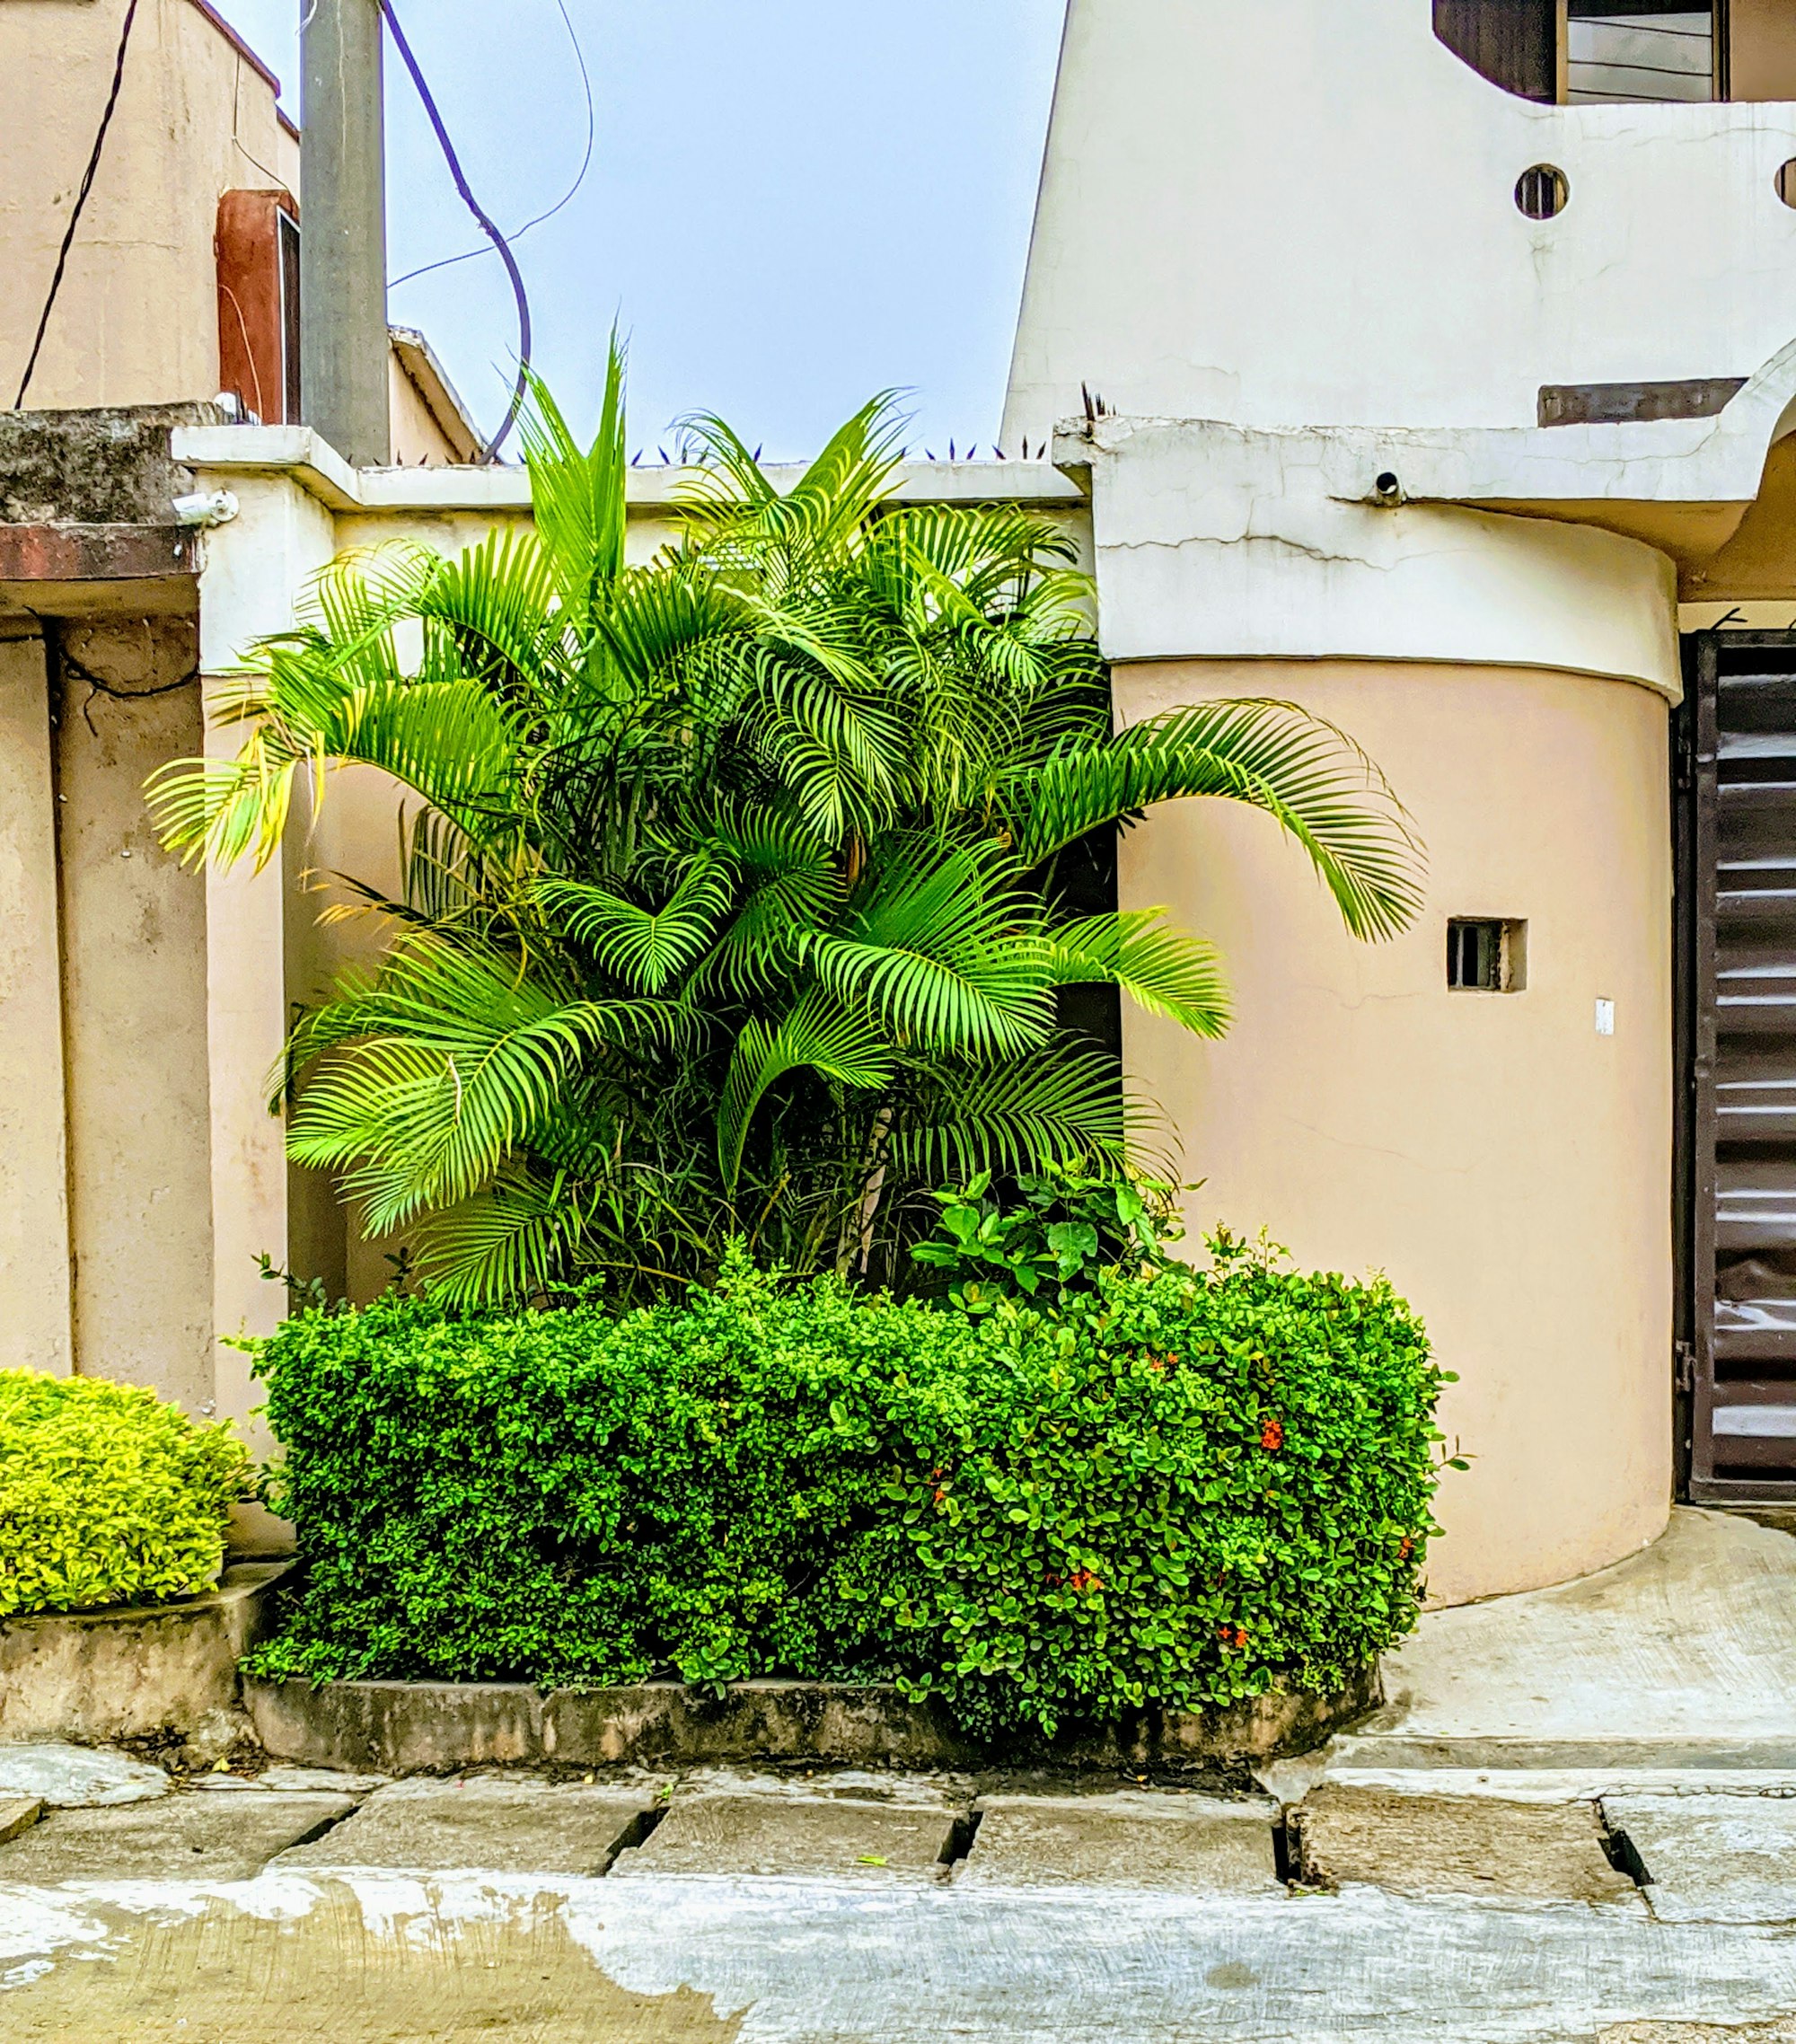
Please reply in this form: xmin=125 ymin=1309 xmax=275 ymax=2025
xmin=1448 ymin=919 xmax=1527 ymax=992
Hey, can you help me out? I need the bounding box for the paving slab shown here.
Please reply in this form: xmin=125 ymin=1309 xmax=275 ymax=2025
xmin=957 ymin=1790 xmax=1282 ymax=1892
xmin=0 ymin=1791 xmax=355 ymax=1881
xmin=611 ymin=1791 xmax=960 ymax=1882
xmin=0 ymin=1741 xmax=169 ymax=1807
xmin=0 ymin=1794 xmax=40 ymax=1842
xmin=1603 ymin=1793 xmax=1796 ymax=1924
xmin=1294 ymin=1783 xmax=1642 ymax=1903
xmin=277 ymin=1775 xmax=658 ymax=1874
xmin=673 ymin=1766 xmax=960 ymax=1807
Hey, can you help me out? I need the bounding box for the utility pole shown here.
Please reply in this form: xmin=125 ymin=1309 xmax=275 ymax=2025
xmin=300 ymin=0 xmax=391 ymax=466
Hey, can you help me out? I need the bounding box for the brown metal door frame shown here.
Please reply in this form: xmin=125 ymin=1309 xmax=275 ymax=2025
xmin=1681 ymin=630 xmax=1721 ymax=1495
xmin=1679 ymin=628 xmax=1796 ymax=1504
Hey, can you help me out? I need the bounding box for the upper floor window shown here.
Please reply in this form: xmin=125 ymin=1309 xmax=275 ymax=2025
xmin=1434 ymin=0 xmax=1720 ymax=103
xmin=1568 ymin=5 xmax=1716 ymax=103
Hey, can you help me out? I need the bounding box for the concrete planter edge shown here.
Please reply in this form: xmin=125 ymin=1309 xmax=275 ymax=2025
xmin=0 ymin=1564 xmax=291 ymax=1746
xmin=243 ymin=1661 xmax=1383 ymax=1775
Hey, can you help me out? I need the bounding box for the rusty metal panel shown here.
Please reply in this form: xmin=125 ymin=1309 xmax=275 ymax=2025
xmin=1686 ymin=632 xmax=1796 ymax=1502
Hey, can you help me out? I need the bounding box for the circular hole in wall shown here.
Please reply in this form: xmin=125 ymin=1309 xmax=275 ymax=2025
xmin=1516 ymin=165 xmax=1570 ymax=221
xmin=1778 ymin=160 xmax=1796 ymax=208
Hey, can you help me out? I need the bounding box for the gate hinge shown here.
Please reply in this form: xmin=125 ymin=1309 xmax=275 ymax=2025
xmin=1675 ymin=1341 xmax=1698 ymax=1394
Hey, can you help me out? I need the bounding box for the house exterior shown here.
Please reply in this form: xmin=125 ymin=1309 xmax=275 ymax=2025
xmin=10 ymin=0 xmax=1796 ymax=1606
xmin=0 ymin=0 xmax=477 ymax=455
xmin=0 ymin=0 xmax=471 ymax=1462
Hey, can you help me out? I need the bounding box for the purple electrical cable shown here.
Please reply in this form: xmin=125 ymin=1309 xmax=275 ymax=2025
xmin=378 ymin=0 xmax=533 ymax=463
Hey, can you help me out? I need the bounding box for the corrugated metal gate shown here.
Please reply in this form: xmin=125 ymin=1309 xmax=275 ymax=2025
xmin=1678 ymin=631 xmax=1796 ymax=1501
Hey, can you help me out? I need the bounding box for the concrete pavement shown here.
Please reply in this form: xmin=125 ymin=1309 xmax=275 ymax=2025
xmin=11 ymin=1509 xmax=1796 ymax=2039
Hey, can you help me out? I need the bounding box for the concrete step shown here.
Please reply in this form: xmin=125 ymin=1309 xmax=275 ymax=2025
xmin=956 ymin=1789 xmax=1281 ymax=1893
xmin=0 ymin=1792 xmax=357 ymax=1882
xmin=275 ymin=1776 xmax=663 ymax=1876
xmin=1291 ymin=1782 xmax=1642 ymax=1905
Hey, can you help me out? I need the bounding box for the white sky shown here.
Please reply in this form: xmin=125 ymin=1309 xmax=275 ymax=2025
xmin=207 ymin=0 xmax=1066 ymax=459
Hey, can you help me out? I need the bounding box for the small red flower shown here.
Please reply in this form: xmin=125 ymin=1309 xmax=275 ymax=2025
xmin=932 ymin=1485 xmax=949 ymax=1506
xmin=1068 ymin=1569 xmax=1103 ymax=1594
xmin=1260 ymin=1418 xmax=1285 ymax=1452
xmin=1398 ymin=1537 xmax=1414 ymax=1561
xmin=1217 ymin=1625 xmax=1250 ymax=1651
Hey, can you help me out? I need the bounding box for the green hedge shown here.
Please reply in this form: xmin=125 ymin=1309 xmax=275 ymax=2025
xmin=0 ymin=1371 xmax=250 ymax=1618
xmin=250 ymin=1242 xmax=1447 ymax=1736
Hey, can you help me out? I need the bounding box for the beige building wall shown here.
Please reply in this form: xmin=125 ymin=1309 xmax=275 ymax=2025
xmin=1117 ymin=656 xmax=1674 ymax=1607
xmin=0 ymin=0 xmax=299 ymax=411
xmin=52 ymin=618 xmax=216 ymax=1410
xmin=0 ymin=635 xmax=74 ymax=1379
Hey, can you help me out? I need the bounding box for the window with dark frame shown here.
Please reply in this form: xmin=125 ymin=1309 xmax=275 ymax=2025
xmin=278 ymin=210 xmax=303 ymax=428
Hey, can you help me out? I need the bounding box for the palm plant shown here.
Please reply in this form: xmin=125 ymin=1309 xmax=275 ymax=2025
xmin=150 ymin=348 xmax=1424 ymax=1307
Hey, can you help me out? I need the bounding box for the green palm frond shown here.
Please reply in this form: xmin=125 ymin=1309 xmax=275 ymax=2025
xmin=676 ymin=394 xmax=907 ymax=567
xmin=797 ymin=841 xmax=1055 ymax=1058
xmin=535 ymin=859 xmax=734 ymax=994
xmin=717 ymin=990 xmax=892 ymax=1191
xmin=887 ymin=1048 xmax=1136 ymax=1185
xmin=286 ymin=938 xmax=682 ymax=1225
xmin=413 ymin=1167 xmax=587 ymax=1308
xmin=1045 ymin=910 xmax=1232 ymax=1038
xmin=519 ymin=340 xmax=628 ymax=630
xmin=1012 ymin=699 xmax=1426 ymax=940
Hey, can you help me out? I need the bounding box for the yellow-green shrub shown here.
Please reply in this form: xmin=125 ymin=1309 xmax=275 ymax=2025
xmin=0 ymin=1372 xmax=250 ymax=1617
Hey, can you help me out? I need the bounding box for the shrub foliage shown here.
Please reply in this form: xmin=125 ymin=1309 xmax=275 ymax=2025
xmin=251 ymin=1245 xmax=1445 ymax=1733
xmin=0 ymin=1372 xmax=249 ymax=1618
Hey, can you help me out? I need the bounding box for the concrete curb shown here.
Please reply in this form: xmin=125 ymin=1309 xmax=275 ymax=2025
xmin=0 ymin=1564 xmax=290 ymax=1745
xmin=244 ymin=1664 xmax=1381 ymax=1775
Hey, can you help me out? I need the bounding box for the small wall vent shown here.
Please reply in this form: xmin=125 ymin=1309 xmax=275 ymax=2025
xmin=1448 ymin=919 xmax=1528 ymax=993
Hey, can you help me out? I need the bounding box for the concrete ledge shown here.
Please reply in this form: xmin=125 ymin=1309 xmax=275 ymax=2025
xmin=0 ymin=1565 xmax=290 ymax=1745
xmin=245 ymin=1664 xmax=1380 ymax=1775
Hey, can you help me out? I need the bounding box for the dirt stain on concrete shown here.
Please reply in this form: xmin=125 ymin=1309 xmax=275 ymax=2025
xmin=4 ymin=1881 xmax=743 ymax=2043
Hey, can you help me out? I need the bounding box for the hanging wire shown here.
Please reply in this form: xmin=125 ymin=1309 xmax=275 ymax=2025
xmin=389 ymin=0 xmax=593 ymax=291
xmin=13 ymin=0 xmax=142 ymax=408
xmin=377 ymin=0 xmax=533 ymax=462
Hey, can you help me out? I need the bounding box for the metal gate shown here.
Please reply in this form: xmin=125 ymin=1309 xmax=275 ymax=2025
xmin=1679 ymin=630 xmax=1796 ymax=1501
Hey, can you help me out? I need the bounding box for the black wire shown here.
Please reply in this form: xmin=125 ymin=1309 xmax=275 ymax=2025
xmin=389 ymin=0 xmax=593 ymax=291
xmin=378 ymin=0 xmax=533 ymax=463
xmin=13 ymin=0 xmax=142 ymax=409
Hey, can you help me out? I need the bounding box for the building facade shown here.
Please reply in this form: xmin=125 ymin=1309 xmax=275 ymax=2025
xmin=11 ymin=0 xmax=1796 ymax=1605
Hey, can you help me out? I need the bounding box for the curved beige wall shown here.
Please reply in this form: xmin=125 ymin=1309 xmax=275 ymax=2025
xmin=1120 ymin=658 xmax=1673 ymax=1607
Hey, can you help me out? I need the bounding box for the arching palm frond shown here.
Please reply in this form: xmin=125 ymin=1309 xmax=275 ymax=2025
xmin=286 ymin=938 xmax=682 ymax=1227
xmin=413 ymin=1166 xmax=591 ymax=1310
xmin=1011 ymin=700 xmax=1427 ymax=941
xmin=1045 ymin=911 xmax=1232 ymax=1040
xmin=886 ymin=1049 xmax=1138 ymax=1186
xmin=717 ymin=990 xmax=892 ymax=1192
xmin=798 ymin=841 xmax=1055 ymax=1059
xmin=535 ymin=859 xmax=734 ymax=995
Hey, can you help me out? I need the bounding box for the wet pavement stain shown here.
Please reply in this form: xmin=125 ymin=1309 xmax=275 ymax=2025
xmin=2 ymin=1881 xmax=743 ymax=2043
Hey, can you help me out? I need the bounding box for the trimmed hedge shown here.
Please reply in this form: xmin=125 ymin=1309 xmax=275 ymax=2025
xmin=249 ymin=1241 xmax=1447 ymax=1736
xmin=0 ymin=1371 xmax=250 ymax=1618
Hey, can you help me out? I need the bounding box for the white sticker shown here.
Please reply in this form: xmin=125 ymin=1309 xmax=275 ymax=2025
xmin=1596 ymin=999 xmax=1616 ymax=1037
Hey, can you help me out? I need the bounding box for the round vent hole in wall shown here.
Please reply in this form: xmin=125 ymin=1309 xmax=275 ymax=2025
xmin=1778 ymin=161 xmax=1796 ymax=209
xmin=1516 ymin=165 xmax=1570 ymax=221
